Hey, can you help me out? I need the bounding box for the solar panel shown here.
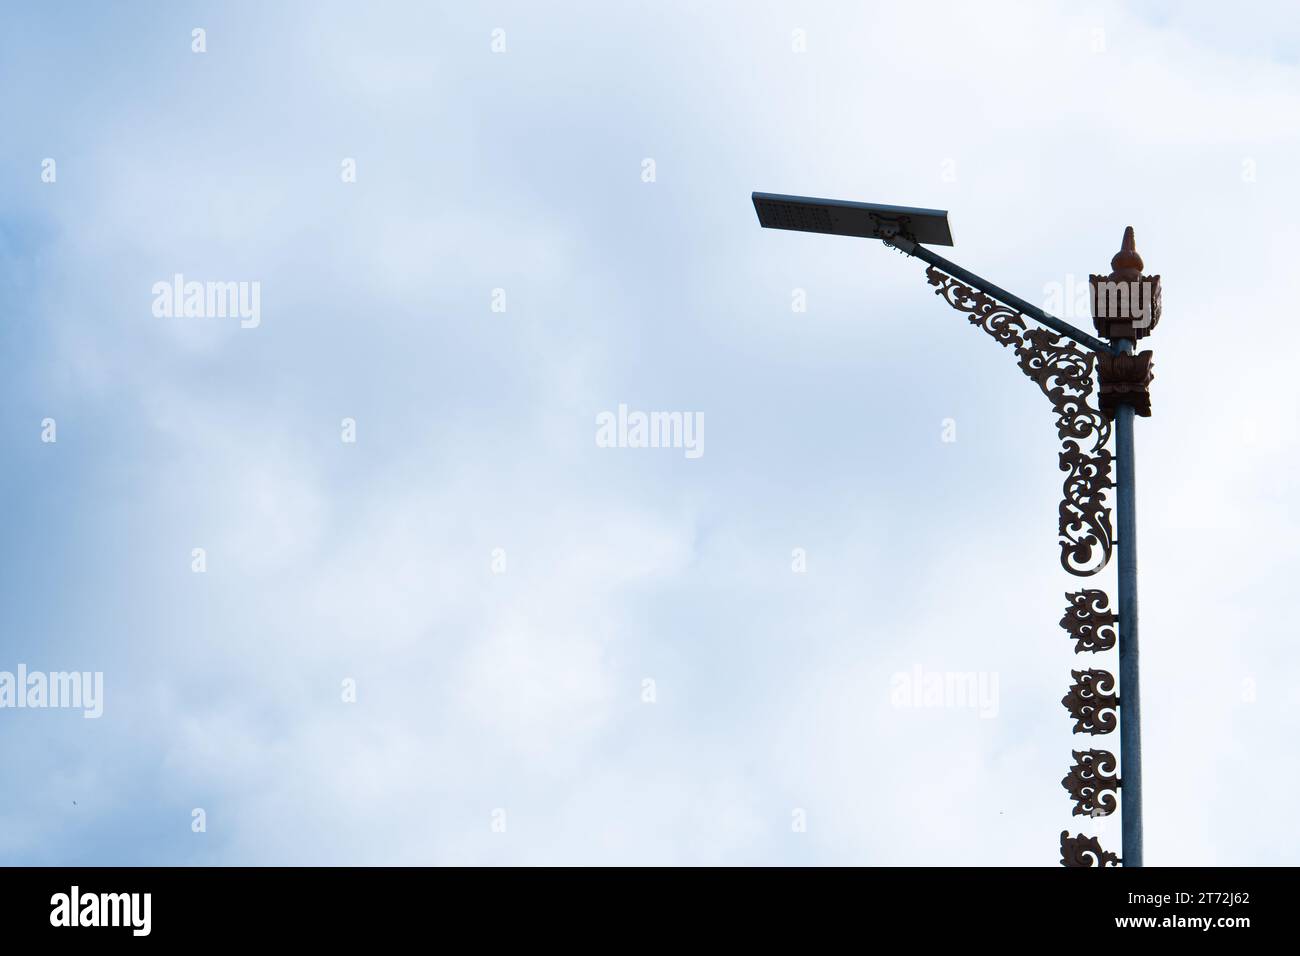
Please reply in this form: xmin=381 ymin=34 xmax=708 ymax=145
xmin=752 ymin=192 xmax=953 ymax=246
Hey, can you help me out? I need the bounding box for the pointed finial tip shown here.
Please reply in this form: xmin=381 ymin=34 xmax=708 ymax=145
xmin=1111 ymin=226 xmax=1143 ymax=277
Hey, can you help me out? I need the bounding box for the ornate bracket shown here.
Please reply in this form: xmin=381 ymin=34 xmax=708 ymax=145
xmin=1060 ymin=830 xmax=1122 ymax=867
xmin=1062 ymin=749 xmax=1121 ymax=817
xmin=1061 ymin=590 xmax=1117 ymax=653
xmin=924 ymin=267 xmax=1114 ymax=576
xmin=1062 ymin=669 xmax=1118 ymax=735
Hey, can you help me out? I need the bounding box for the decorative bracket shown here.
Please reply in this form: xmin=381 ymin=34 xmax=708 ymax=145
xmin=1060 ymin=590 xmax=1117 ymax=653
xmin=924 ymin=267 xmax=1114 ymax=576
xmin=1062 ymin=749 xmax=1121 ymax=817
xmin=1060 ymin=830 xmax=1122 ymax=867
xmin=1062 ymin=669 xmax=1118 ymax=735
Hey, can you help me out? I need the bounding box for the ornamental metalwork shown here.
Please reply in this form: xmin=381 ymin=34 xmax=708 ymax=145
xmin=1060 ymin=830 xmax=1122 ymax=867
xmin=1098 ymin=350 xmax=1155 ymax=418
xmin=1089 ymin=226 xmax=1162 ymax=341
xmin=1062 ymin=749 xmax=1121 ymax=818
xmin=1062 ymin=669 xmax=1118 ymax=736
xmin=1061 ymin=589 xmax=1117 ymax=654
xmin=924 ymin=267 xmax=1113 ymax=577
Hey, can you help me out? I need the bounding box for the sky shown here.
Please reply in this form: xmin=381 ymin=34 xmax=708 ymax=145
xmin=1 ymin=0 xmax=1297 ymax=866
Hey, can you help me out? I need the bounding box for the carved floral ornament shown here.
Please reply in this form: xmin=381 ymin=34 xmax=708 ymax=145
xmin=1061 ymin=589 xmax=1117 ymax=654
xmin=1060 ymin=831 xmax=1121 ymax=867
xmin=1061 ymin=749 xmax=1121 ymax=818
xmin=1062 ymin=669 xmax=1119 ymax=736
xmin=924 ymin=267 xmax=1114 ymax=577
xmin=1098 ymin=350 xmax=1155 ymax=418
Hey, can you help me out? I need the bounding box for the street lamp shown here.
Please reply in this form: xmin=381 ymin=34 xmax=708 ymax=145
xmin=753 ymin=191 xmax=1157 ymax=867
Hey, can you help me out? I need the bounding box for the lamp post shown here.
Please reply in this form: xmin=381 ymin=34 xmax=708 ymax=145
xmin=753 ymin=192 xmax=1157 ymax=866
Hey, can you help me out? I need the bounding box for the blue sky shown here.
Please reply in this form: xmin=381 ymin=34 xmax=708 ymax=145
xmin=1 ymin=0 xmax=1297 ymax=865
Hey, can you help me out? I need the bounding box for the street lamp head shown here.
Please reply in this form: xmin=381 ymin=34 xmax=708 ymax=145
xmin=752 ymin=192 xmax=954 ymax=246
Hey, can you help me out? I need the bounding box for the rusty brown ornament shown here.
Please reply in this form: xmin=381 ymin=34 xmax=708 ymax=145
xmin=1097 ymin=350 xmax=1154 ymax=418
xmin=925 ymin=267 xmax=1114 ymax=576
xmin=1089 ymin=226 xmax=1161 ymax=341
xmin=1062 ymin=749 xmax=1121 ymax=817
xmin=1060 ymin=830 xmax=1122 ymax=867
xmin=1061 ymin=669 xmax=1118 ymax=735
xmin=1061 ymin=589 xmax=1117 ymax=653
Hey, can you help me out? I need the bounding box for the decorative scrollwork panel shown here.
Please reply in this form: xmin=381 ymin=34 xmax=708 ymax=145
xmin=924 ymin=268 xmax=1114 ymax=576
xmin=1061 ymin=589 xmax=1118 ymax=653
xmin=1060 ymin=831 xmax=1121 ymax=867
xmin=1062 ymin=749 xmax=1121 ymax=817
xmin=1062 ymin=669 xmax=1118 ymax=735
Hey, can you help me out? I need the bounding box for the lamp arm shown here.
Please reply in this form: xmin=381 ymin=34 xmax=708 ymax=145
xmin=885 ymin=238 xmax=1115 ymax=355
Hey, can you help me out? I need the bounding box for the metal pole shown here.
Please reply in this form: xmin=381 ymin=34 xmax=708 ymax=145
xmin=1114 ymin=338 xmax=1143 ymax=866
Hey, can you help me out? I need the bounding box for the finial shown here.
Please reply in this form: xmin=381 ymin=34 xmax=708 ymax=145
xmin=1110 ymin=226 xmax=1143 ymax=280
xmin=1090 ymin=225 xmax=1161 ymax=342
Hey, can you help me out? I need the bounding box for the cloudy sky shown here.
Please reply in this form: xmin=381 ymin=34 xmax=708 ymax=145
xmin=1 ymin=0 xmax=1297 ymax=865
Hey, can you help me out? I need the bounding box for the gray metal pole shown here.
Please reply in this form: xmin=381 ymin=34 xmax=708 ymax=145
xmin=1114 ymin=339 xmax=1143 ymax=866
